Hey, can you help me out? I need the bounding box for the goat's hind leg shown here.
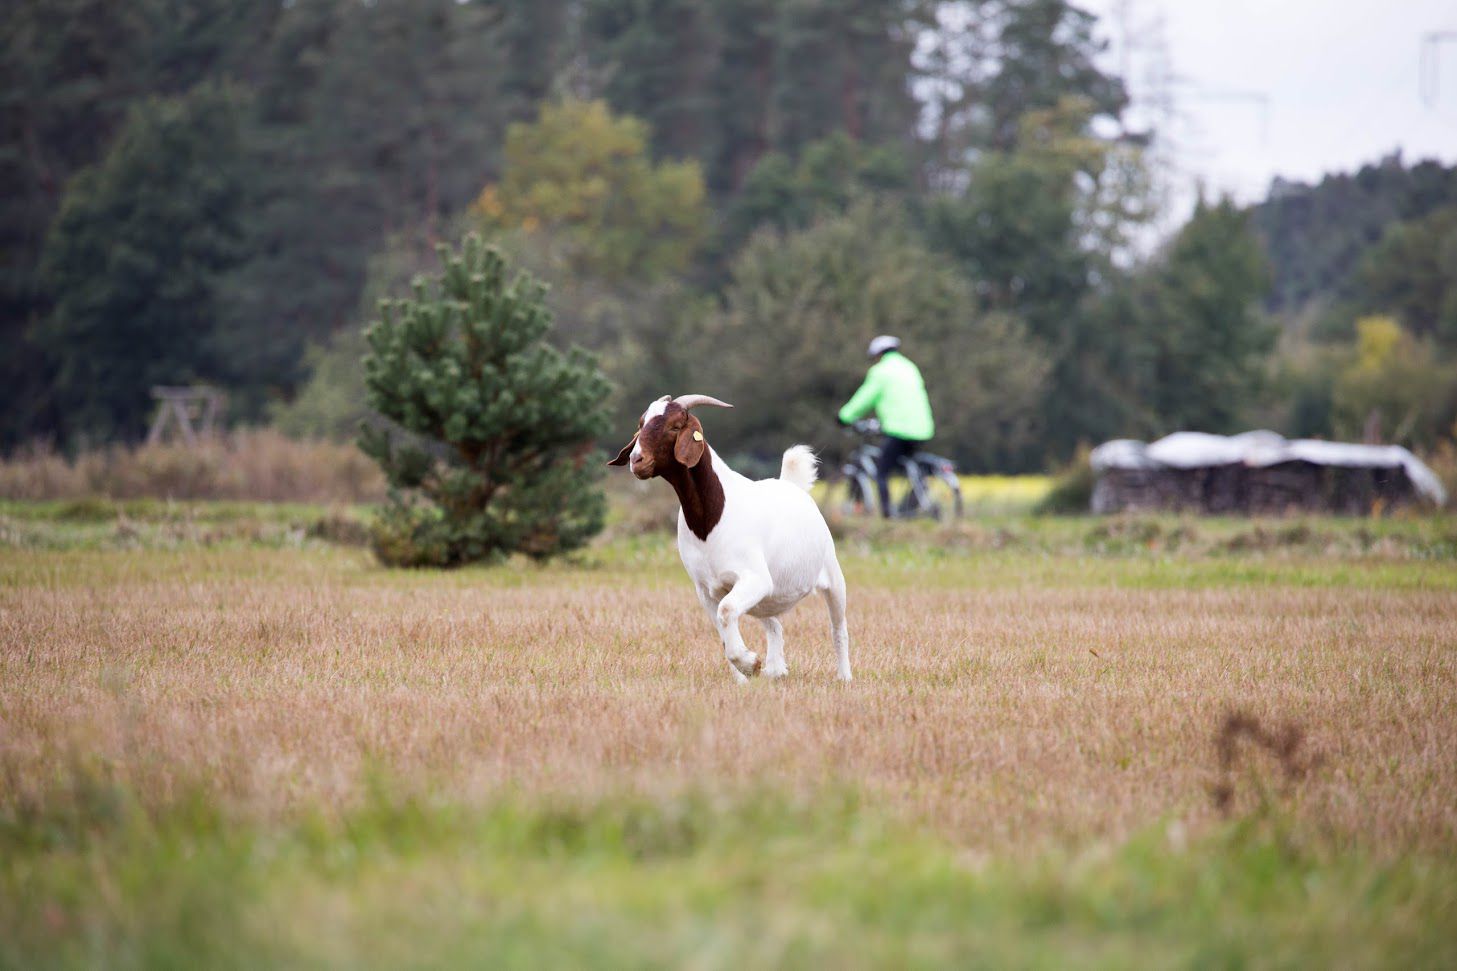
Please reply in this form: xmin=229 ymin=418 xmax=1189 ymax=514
xmin=758 ymin=616 xmax=788 ymax=679
xmin=818 ymin=557 xmax=853 ymax=682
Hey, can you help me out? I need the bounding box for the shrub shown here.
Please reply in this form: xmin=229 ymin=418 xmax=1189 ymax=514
xmin=1037 ymin=444 xmax=1095 ymax=514
xmin=358 ymin=234 xmax=610 ymax=566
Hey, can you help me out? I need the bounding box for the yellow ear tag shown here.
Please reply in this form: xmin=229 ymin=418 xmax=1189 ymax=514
xmin=692 ymin=431 xmax=703 ymax=442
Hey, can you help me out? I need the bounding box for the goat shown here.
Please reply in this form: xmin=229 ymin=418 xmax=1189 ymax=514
xmin=609 ymin=394 xmax=852 ymax=683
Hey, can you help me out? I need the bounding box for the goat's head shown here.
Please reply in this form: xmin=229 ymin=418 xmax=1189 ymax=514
xmin=608 ymin=394 xmax=733 ymax=480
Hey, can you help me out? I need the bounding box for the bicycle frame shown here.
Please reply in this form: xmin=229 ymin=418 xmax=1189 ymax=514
xmin=838 ymin=421 xmax=961 ymax=519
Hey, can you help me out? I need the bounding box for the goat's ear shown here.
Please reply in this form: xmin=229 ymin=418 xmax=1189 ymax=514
xmin=674 ymin=417 xmax=706 ymax=468
xmin=607 ymin=434 xmax=636 ymax=467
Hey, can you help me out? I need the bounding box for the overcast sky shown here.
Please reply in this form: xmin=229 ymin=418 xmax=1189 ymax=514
xmin=1080 ymin=0 xmax=1457 ymax=214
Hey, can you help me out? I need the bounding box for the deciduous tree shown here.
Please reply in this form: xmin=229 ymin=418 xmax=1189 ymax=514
xmin=473 ymin=99 xmax=707 ymax=283
xmin=697 ymin=203 xmax=1049 ymax=470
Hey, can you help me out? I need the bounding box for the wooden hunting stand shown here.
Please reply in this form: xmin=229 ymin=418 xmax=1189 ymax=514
xmin=146 ymin=386 xmax=225 ymax=446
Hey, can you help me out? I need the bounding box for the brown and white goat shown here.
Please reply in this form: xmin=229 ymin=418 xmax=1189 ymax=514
xmin=610 ymin=394 xmax=852 ymax=682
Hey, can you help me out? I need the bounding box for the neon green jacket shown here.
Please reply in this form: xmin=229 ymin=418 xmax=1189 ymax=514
xmin=838 ymin=351 xmax=934 ymax=441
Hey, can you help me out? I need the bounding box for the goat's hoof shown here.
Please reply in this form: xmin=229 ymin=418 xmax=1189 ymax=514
xmin=730 ymin=652 xmax=761 ymax=678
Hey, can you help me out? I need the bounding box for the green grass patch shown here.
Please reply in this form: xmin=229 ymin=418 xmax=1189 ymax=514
xmin=0 ymin=498 xmax=354 ymax=524
xmin=3 ymin=781 xmax=1453 ymax=969
xmin=3 ymin=500 xmax=1454 ymax=604
xmin=4 ymin=498 xmax=1454 ymax=565
xmin=0 ymin=499 xmax=373 ymax=553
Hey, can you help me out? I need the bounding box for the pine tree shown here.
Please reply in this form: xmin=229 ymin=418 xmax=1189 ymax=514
xmin=1125 ymin=198 xmax=1273 ymax=436
xmin=581 ymin=0 xmax=715 ymax=163
xmin=36 ymin=83 xmax=248 ymax=445
xmin=222 ymin=0 xmax=509 ymax=417
xmin=359 ymin=234 xmax=611 ymax=567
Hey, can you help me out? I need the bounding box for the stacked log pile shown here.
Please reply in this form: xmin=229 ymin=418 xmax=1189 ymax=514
xmin=1090 ymin=432 xmax=1441 ymax=516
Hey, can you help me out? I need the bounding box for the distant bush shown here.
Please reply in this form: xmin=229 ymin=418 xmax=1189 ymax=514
xmin=1036 ymin=445 xmax=1095 ymax=514
xmin=1423 ymin=433 xmax=1457 ymax=510
xmin=269 ymin=328 xmax=371 ymax=442
xmin=0 ymin=430 xmax=384 ymax=503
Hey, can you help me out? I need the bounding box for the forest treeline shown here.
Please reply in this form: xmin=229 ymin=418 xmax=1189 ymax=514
xmin=4 ymin=0 xmax=1455 ymax=469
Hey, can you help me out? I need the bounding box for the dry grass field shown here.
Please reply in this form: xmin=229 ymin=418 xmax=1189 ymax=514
xmin=2 ymin=499 xmax=1456 ymax=966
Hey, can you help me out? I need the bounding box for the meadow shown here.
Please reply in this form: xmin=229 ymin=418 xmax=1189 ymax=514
xmin=2 ymin=493 xmax=1456 ymax=967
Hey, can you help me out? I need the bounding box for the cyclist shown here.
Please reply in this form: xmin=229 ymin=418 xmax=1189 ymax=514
xmin=838 ymin=335 xmax=934 ymax=518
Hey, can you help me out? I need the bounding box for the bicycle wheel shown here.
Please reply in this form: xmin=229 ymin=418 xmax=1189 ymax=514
xmin=898 ymin=463 xmax=937 ymax=519
xmin=925 ymin=470 xmax=962 ymax=520
xmin=834 ymin=467 xmax=875 ymax=517
xmin=905 ymin=465 xmax=960 ymax=521
xmin=853 ymin=471 xmax=882 ymax=517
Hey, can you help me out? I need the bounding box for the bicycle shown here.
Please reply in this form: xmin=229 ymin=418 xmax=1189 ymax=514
xmin=836 ymin=419 xmax=963 ymax=520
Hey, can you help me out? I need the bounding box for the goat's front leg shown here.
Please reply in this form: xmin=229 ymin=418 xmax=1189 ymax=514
xmin=758 ymin=617 xmax=788 ymax=679
xmin=715 ymin=573 xmax=772 ymax=681
xmin=697 ymin=590 xmax=747 ymax=684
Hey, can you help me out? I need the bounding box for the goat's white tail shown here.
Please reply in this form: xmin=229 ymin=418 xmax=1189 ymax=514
xmin=779 ymin=445 xmax=819 ymax=491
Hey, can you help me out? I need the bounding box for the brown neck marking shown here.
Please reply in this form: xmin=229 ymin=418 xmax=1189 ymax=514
xmin=662 ymin=449 xmax=725 ymax=541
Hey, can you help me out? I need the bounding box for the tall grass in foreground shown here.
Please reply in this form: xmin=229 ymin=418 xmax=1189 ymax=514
xmin=0 ymin=430 xmax=385 ymax=503
xmin=2 ymin=776 xmax=1453 ymax=969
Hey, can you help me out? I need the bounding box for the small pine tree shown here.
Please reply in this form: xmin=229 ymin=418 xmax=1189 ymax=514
xmin=358 ymin=233 xmax=611 ymax=566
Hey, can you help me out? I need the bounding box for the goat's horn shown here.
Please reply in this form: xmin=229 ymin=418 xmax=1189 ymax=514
xmin=673 ymin=394 xmax=734 ymax=411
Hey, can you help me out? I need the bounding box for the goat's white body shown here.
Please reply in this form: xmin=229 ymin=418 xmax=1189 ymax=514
xmin=678 ymin=445 xmax=852 ymax=682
